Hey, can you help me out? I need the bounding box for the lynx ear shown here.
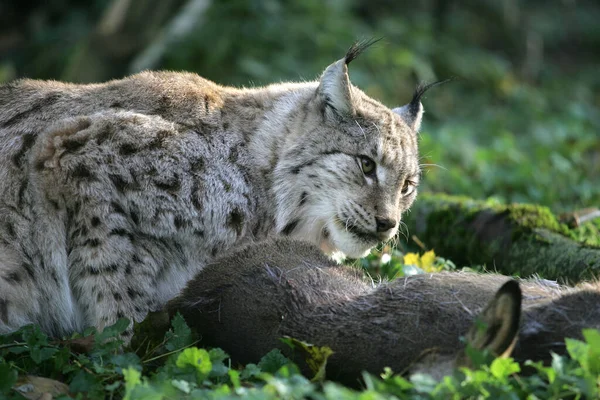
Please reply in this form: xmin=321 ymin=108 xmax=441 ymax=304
xmin=318 ymin=39 xmax=380 ymax=119
xmin=466 ymin=280 xmax=522 ymax=360
xmin=393 ymin=80 xmax=450 ymax=132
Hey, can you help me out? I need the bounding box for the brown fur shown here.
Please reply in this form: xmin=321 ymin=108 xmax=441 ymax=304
xmin=169 ymin=238 xmax=600 ymax=384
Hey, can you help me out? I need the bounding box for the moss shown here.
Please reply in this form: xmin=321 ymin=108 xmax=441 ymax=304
xmin=415 ymin=192 xmax=596 ymax=247
xmin=403 ymin=192 xmax=600 ymax=283
xmin=569 ymin=217 xmax=600 ymax=247
xmin=505 ymin=204 xmax=560 ymax=231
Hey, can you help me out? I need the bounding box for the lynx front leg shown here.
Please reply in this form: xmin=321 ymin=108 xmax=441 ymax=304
xmin=0 ymin=242 xmax=38 ymax=334
xmin=32 ymin=112 xmax=184 ymax=338
xmin=0 ymin=223 xmax=79 ymax=337
xmin=67 ymin=205 xmax=164 ymax=339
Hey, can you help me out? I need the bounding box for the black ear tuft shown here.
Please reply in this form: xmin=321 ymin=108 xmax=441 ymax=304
xmin=408 ymin=78 xmax=452 ymax=115
xmin=344 ymin=38 xmax=383 ymax=65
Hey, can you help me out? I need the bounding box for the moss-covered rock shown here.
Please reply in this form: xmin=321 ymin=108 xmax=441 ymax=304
xmin=404 ymin=193 xmax=600 ymax=283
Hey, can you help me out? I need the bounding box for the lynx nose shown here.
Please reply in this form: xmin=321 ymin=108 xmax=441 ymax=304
xmin=375 ymin=217 xmax=397 ymax=232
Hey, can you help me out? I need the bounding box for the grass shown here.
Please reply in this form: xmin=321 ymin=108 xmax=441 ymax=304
xmin=2 ymin=249 xmax=599 ymax=399
xmin=2 ymin=313 xmax=599 ymax=400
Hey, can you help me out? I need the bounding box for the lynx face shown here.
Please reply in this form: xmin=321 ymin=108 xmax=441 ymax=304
xmin=273 ymin=42 xmax=430 ymax=258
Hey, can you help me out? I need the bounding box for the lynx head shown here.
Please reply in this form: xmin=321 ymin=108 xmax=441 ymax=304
xmin=274 ymin=41 xmax=442 ymax=258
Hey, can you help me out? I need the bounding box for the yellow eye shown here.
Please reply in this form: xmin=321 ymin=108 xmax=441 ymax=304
xmin=402 ymin=180 xmax=416 ymax=195
xmin=360 ymin=156 xmax=376 ymax=176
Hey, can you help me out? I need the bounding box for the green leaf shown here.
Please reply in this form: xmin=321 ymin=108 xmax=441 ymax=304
xmin=582 ymin=329 xmax=600 ymax=374
xmin=208 ymin=347 xmax=230 ymax=377
xmin=281 ymin=336 xmax=333 ymax=382
xmin=323 ymin=382 xmax=360 ymax=400
xmin=69 ymin=371 xmax=101 ymax=395
xmin=165 ymin=313 xmax=194 ymax=351
xmin=228 ymin=369 xmax=241 ymax=389
xmin=240 ymin=363 xmax=262 ymax=380
xmin=22 ymin=324 xmax=49 ymax=347
xmin=30 ymin=346 xmax=58 ymax=364
xmin=566 ymin=338 xmax=588 ymax=370
xmin=402 ymin=264 xmax=425 ymax=276
xmin=53 ymin=347 xmax=72 ymax=372
xmin=95 ymin=318 xmax=130 ymax=344
xmin=490 ymin=357 xmax=520 ymax=380
xmin=110 ymin=352 xmax=142 ymax=373
xmin=410 ymin=373 xmax=438 ymax=393
xmin=208 ymin=347 xmax=229 ymax=363
xmin=257 ymin=349 xmax=291 ymax=374
xmin=170 ymin=379 xmax=192 ymax=394
xmin=104 ymin=381 xmax=121 ymax=392
xmin=123 ymin=367 xmax=142 ymax=400
xmin=464 ymin=343 xmax=494 ymax=369
xmin=0 ymin=363 xmax=17 ymax=393
xmin=550 ymin=352 xmax=567 ymax=375
xmin=8 ymin=346 xmax=28 ymax=354
xmin=176 ymin=347 xmax=212 ymax=382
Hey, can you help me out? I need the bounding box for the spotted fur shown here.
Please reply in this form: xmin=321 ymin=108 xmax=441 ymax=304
xmin=0 ymin=45 xmax=430 ymax=337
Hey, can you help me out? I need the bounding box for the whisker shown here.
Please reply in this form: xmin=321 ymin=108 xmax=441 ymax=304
xmin=370 ymin=121 xmax=382 ymax=136
xmin=419 ymin=163 xmax=447 ymax=171
xmin=398 ymin=221 xmax=410 ymax=242
xmin=354 ymin=120 xmax=367 ymax=140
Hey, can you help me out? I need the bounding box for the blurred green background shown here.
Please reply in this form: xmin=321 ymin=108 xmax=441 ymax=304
xmin=1 ymin=0 xmax=598 ymax=212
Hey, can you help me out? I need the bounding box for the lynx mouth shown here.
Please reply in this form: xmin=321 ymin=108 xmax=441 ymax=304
xmin=335 ymin=216 xmax=379 ymax=243
xmin=349 ymin=226 xmax=381 ymax=242
xmin=319 ymin=227 xmax=337 ymax=254
xmin=326 ymin=216 xmax=380 ymax=258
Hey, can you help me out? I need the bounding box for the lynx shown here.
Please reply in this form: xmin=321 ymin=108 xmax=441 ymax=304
xmin=0 ymin=41 xmax=431 ymax=337
xmin=170 ymin=238 xmax=600 ymax=384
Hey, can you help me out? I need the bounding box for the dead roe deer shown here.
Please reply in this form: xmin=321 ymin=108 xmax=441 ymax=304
xmin=168 ymin=238 xmax=600 ymax=383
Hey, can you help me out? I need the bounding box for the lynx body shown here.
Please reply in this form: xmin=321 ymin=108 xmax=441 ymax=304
xmin=0 ymin=42 xmax=426 ymax=337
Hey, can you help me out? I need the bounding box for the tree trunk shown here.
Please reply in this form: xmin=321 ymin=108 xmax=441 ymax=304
xmin=404 ymin=193 xmax=600 ymax=284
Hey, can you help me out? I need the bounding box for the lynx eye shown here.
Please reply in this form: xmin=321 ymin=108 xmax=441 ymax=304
xmin=359 ymin=156 xmax=376 ymax=176
xmin=402 ymin=180 xmax=417 ymax=196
